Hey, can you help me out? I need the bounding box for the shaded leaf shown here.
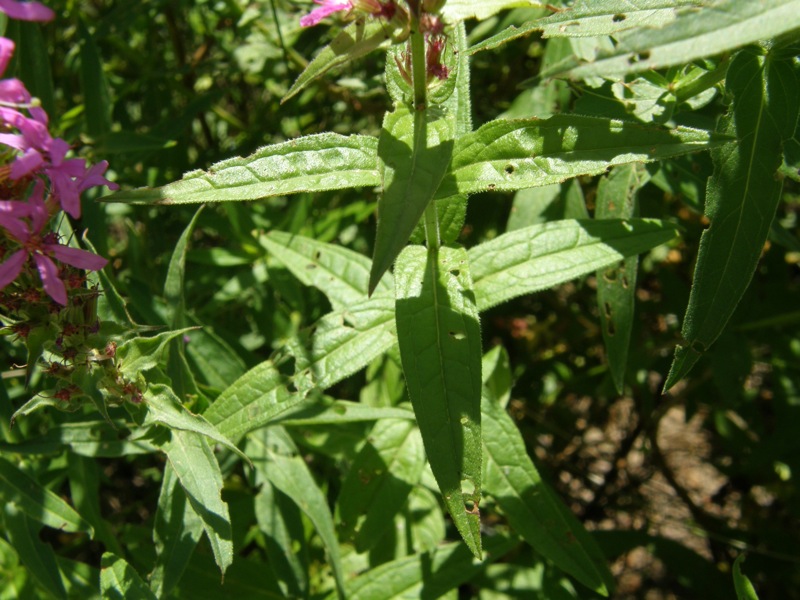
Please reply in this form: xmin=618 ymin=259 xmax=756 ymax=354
xmin=100 ymin=553 xmax=158 ymax=600
xmin=369 ymin=103 xmax=455 ymax=293
xmin=0 ymin=457 xmax=93 ymax=535
xmin=665 ymin=47 xmax=800 ymax=389
xmin=595 ymin=164 xmax=650 ymax=393
xmin=395 ymin=246 xmax=482 ymax=558
xmin=338 ymin=418 xmax=425 ymax=552
xmin=2 ymin=506 xmax=67 ymax=600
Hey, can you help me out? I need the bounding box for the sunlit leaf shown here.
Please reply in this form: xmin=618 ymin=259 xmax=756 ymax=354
xmin=102 ymin=134 xmax=379 ymax=205
xmin=469 ymin=218 xmax=678 ymax=311
xmin=100 ymin=553 xmax=158 ymax=600
xmin=435 ymin=115 xmax=729 ymax=198
xmin=163 ymin=430 xmax=233 ymax=577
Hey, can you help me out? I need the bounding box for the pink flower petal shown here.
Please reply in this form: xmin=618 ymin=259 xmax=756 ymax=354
xmin=33 ymin=253 xmax=66 ymax=305
xmin=0 ymin=37 xmax=14 ymax=76
xmin=300 ymin=1 xmax=350 ymax=27
xmin=0 ymin=0 xmax=55 ymax=22
xmin=49 ymin=243 xmax=107 ymax=271
xmin=78 ymin=160 xmax=119 ymax=192
xmin=0 ymin=200 xmax=32 ymax=241
xmin=9 ymin=147 xmax=45 ymax=179
xmin=0 ymin=248 xmax=27 ymax=290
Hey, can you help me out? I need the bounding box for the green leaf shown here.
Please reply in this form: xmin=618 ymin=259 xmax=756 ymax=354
xmin=276 ymin=400 xmax=414 ymax=426
xmin=254 ymin=482 xmax=308 ymax=598
xmin=442 ymin=0 xmax=548 ymax=22
xmin=283 ymin=16 xmax=409 ymax=103
xmin=9 ymin=394 xmax=61 ymax=426
xmin=0 ymin=457 xmax=93 ymax=535
xmin=144 ymin=384 xmax=250 ymax=464
xmin=338 ymin=418 xmax=425 ymax=552
xmin=507 ymin=181 xmax=587 ymax=230
xmin=117 ymin=328 xmax=197 ymax=378
xmin=342 ymin=536 xmax=517 ymax=599
xmin=469 ymin=0 xmax=702 ymax=54
xmin=163 ymin=430 xmax=233 ymax=577
xmin=7 ymin=20 xmax=55 ymax=115
xmin=203 ymin=361 xmax=304 ymax=444
xmin=481 ymin=394 xmax=613 ymax=595
xmin=260 ymin=230 xmax=393 ymax=308
xmin=469 ymin=218 xmax=679 ymax=311
xmin=286 ymin=295 xmax=397 ymax=391
xmin=67 ymin=454 xmax=124 ymax=557
xmin=0 ymin=420 xmax=159 ymax=457
xmin=102 ymin=134 xmax=379 ymax=205
xmin=543 ymin=0 xmax=800 ymax=80
xmin=394 ymin=246 xmax=483 ymax=558
xmin=665 ymin=47 xmax=800 ymax=390
xmin=434 ymin=115 xmax=729 ymax=198
xmin=733 ymin=555 xmax=760 ymax=600
xmin=369 ymin=103 xmax=456 ymax=293
xmin=78 ymin=19 xmax=112 ymax=139
xmin=165 ymin=207 xmax=203 ymax=329
xmin=150 ymin=463 xmax=203 ymax=598
xmin=100 ymin=553 xmax=158 ymax=600
xmin=247 ymin=428 xmax=346 ymax=598
xmin=595 ymin=164 xmax=649 ymax=394
xmin=2 ymin=506 xmax=67 ymax=600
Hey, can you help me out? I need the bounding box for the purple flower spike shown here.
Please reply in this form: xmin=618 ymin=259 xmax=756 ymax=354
xmin=0 ymin=0 xmax=55 ymax=22
xmin=300 ymin=0 xmax=351 ymax=27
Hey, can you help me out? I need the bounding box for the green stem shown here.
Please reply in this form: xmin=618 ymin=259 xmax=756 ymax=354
xmin=410 ymin=13 xmax=441 ymax=249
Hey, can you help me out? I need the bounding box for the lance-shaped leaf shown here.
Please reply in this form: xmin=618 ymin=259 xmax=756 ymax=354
xmin=434 ymin=115 xmax=729 ymax=199
xmin=144 ymin=384 xmax=250 ymax=464
xmin=100 ymin=553 xmax=158 ymax=600
xmin=395 ymin=246 xmax=483 ymax=558
xmin=163 ymin=429 xmax=233 ymax=577
xmin=540 ymin=0 xmax=800 ymax=81
xmin=247 ymin=428 xmax=346 ymax=598
xmin=286 ymin=295 xmax=398 ymax=392
xmin=116 ymin=328 xmax=196 ymax=377
xmin=203 ymin=361 xmax=304 ymax=444
xmin=469 ymin=218 xmax=679 ymax=312
xmin=481 ymin=391 xmax=614 ymax=595
xmin=342 ymin=536 xmax=517 ymax=600
xmin=369 ymin=103 xmax=456 ymax=293
xmin=276 ymin=400 xmax=414 ymax=426
xmin=0 ymin=420 xmax=159 ymax=457
xmin=664 ymin=48 xmax=800 ymax=390
xmin=469 ymin=0 xmax=702 ymax=55
xmin=259 ymin=230 xmax=393 ymax=308
xmin=337 ymin=418 xmax=426 ymax=552
xmin=442 ymin=0 xmax=548 ymax=22
xmin=150 ymin=463 xmax=203 ymax=598
xmin=2 ymin=505 xmax=68 ymax=600
xmin=283 ymin=16 xmax=409 ymax=103
xmin=595 ymin=164 xmax=650 ymax=394
xmin=0 ymin=457 xmax=94 ymax=535
xmin=733 ymin=556 xmax=760 ymax=600
xmin=101 ymin=134 xmax=379 ymax=205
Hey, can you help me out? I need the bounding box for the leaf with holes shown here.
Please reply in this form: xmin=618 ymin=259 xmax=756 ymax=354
xmin=469 ymin=218 xmax=678 ymax=312
xmin=665 ymin=47 xmax=800 ymax=390
xmin=395 ymin=245 xmax=483 ymax=558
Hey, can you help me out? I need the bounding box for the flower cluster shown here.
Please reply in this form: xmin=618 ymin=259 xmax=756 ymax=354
xmin=0 ymin=34 xmax=117 ymax=306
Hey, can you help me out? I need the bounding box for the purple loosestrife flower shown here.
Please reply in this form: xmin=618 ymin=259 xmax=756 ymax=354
xmin=0 ymin=182 xmax=107 ymax=305
xmin=0 ymin=0 xmax=54 ymax=22
xmin=300 ymin=0 xmax=351 ymax=27
xmin=300 ymin=0 xmax=396 ymax=27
